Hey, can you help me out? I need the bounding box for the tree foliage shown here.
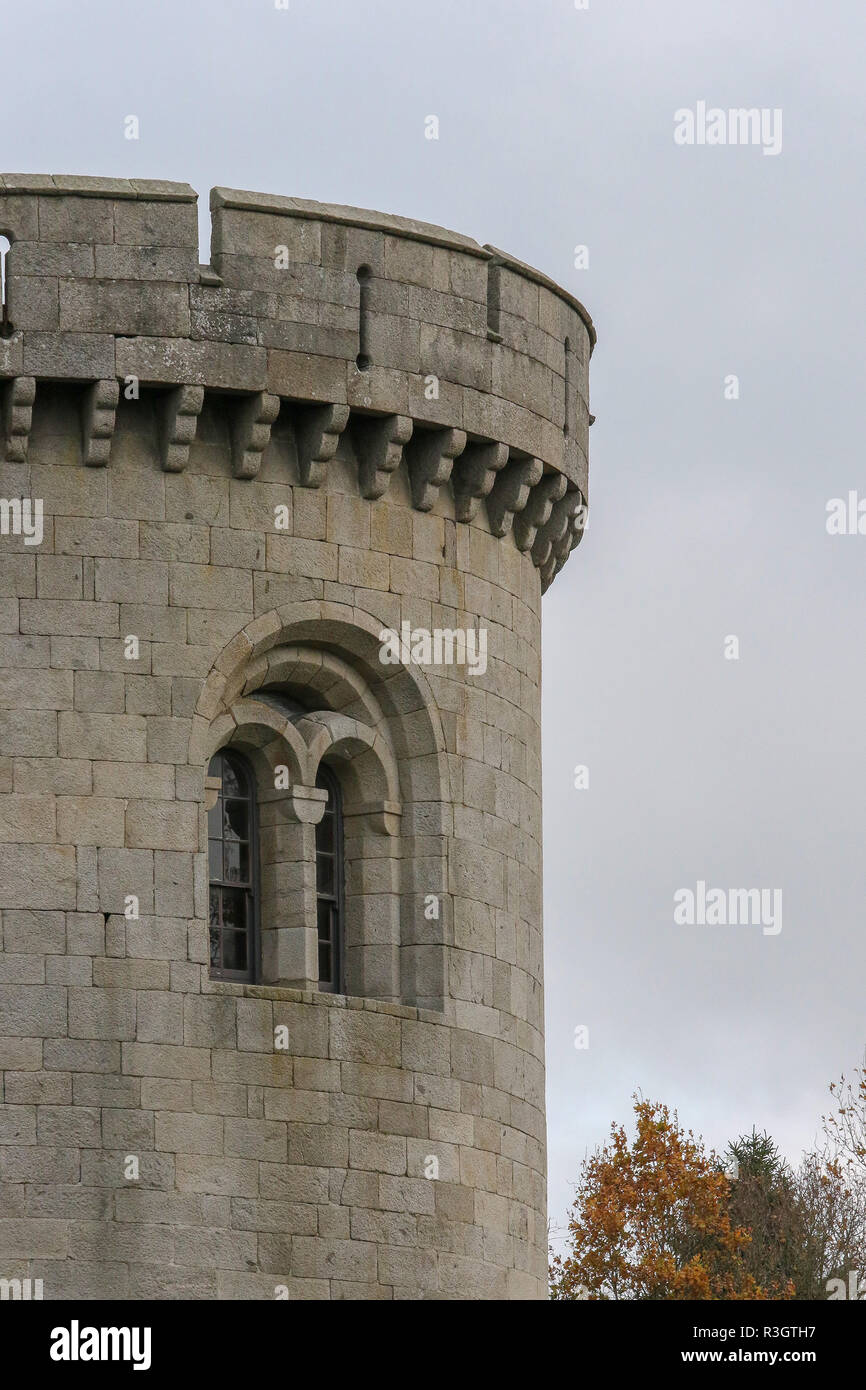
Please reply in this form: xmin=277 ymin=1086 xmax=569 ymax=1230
xmin=720 ymin=1130 xmax=801 ymax=1295
xmin=552 ymin=1067 xmax=866 ymax=1301
xmin=550 ymin=1097 xmax=773 ymax=1300
xmin=823 ymin=1059 xmax=866 ymax=1191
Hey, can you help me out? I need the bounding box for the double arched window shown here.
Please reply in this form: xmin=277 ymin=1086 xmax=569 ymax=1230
xmin=207 ymin=751 xmax=345 ymax=991
xmin=194 ymin=613 xmax=451 ymax=1010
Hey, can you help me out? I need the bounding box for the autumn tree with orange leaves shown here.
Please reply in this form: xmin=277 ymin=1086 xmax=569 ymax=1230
xmin=550 ymin=1096 xmax=791 ymax=1300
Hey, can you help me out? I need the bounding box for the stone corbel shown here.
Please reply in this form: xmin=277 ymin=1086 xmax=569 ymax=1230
xmin=353 ymin=413 xmax=413 ymax=499
xmin=485 ymin=454 xmax=543 ymax=538
xmin=159 ymin=384 xmax=204 ymax=472
xmin=344 ymin=799 xmax=402 ymax=836
xmin=81 ymin=379 xmax=119 ymax=467
xmin=452 ymin=440 xmax=509 ymax=522
xmin=295 ymin=402 xmax=350 ymax=487
xmin=532 ymin=486 xmax=585 ymax=569
xmin=406 ymin=426 xmax=466 ymax=511
xmin=231 ymin=390 xmax=280 ymax=479
xmin=539 ymin=558 xmax=557 ymax=593
xmin=2 ymin=375 xmax=35 ymax=464
xmin=513 ymin=471 xmax=567 ymax=553
xmin=540 ymin=491 xmax=587 ymax=591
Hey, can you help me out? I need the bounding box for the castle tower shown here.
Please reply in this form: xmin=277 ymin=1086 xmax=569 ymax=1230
xmin=0 ymin=176 xmax=593 ymax=1300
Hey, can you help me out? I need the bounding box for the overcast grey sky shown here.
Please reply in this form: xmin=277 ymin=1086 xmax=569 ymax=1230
xmin=4 ymin=0 xmax=865 ymax=1243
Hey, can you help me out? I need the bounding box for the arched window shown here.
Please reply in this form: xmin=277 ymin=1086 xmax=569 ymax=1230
xmin=207 ymin=750 xmax=258 ymax=982
xmin=315 ymin=764 xmax=344 ymax=993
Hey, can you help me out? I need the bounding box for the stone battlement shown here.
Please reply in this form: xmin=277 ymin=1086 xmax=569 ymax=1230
xmin=0 ymin=177 xmax=593 ymax=589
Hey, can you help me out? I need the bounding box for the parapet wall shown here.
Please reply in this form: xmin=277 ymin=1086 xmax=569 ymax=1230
xmin=0 ymin=176 xmax=593 ymax=590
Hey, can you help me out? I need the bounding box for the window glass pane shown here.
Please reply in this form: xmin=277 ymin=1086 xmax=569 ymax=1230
xmin=314 ymin=771 xmax=341 ymax=992
xmin=316 ymin=850 xmax=333 ymax=895
xmin=316 ymin=809 xmax=334 ymax=854
xmin=316 ymin=768 xmax=337 ymax=806
xmin=223 ymin=929 xmax=248 ymax=973
xmin=316 ymin=852 xmax=334 ymax=896
xmin=208 ymin=838 xmax=222 ymax=881
xmin=317 ymin=898 xmax=333 ymax=942
xmin=221 ymin=887 xmax=246 ymax=933
xmin=223 ymin=840 xmax=249 ymax=885
xmin=223 ymin=799 xmax=248 ymax=841
xmin=220 ymin=757 xmax=242 ymax=798
xmin=318 ymin=940 xmax=331 ymax=985
xmin=208 ymin=752 xmax=256 ymax=984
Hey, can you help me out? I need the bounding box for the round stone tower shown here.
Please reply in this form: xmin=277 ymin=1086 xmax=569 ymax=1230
xmin=0 ymin=176 xmax=593 ymax=1300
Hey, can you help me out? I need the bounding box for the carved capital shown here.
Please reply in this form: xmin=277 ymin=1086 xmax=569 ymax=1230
xmin=204 ymin=774 xmax=221 ymax=812
xmin=287 ymin=785 xmax=328 ymax=824
xmin=259 ymin=781 xmax=328 ymax=824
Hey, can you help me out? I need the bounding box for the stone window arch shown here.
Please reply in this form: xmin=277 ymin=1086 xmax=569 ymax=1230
xmin=207 ymin=749 xmax=259 ymax=983
xmin=191 ymin=602 xmax=452 ymax=1011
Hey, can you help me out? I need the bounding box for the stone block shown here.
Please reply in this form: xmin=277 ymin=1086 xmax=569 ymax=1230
xmin=0 ymin=846 xmax=76 ymax=908
xmin=175 ymin=1155 xmax=258 ymax=1197
xmin=68 ymin=988 xmax=136 ymax=1041
xmin=183 ymin=996 xmax=237 ymax=1049
xmin=58 ymin=711 xmax=145 ymax=761
xmin=121 ymin=1042 xmax=211 ymax=1080
xmin=224 ymin=1118 xmax=286 ymax=1162
xmin=329 ymin=1012 xmax=401 ymax=1067
xmin=156 ymin=1111 xmax=224 ymax=1156
xmin=57 ymin=795 xmax=125 ymax=846
xmin=291 ymin=1236 xmax=377 ymax=1283
xmin=125 ymin=799 xmax=198 ymax=851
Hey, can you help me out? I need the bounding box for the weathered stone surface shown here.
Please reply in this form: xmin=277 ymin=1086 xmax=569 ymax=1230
xmin=295 ymin=402 xmax=350 ymax=488
xmin=80 ymin=379 xmax=119 ymax=467
xmin=0 ymin=173 xmax=595 ymax=1302
xmin=2 ymin=376 xmax=36 ymax=464
xmin=159 ymin=384 xmax=205 ymax=473
xmin=230 ymin=391 xmax=280 ymax=479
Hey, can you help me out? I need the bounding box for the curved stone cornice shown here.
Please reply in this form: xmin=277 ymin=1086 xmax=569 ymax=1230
xmin=0 ymin=175 xmax=593 ymax=588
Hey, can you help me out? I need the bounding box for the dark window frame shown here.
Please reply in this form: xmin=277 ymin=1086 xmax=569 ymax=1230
xmin=315 ymin=763 xmax=345 ymax=993
xmin=207 ymin=749 xmax=260 ymax=984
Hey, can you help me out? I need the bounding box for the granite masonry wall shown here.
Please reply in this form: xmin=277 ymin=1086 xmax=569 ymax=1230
xmin=0 ymin=176 xmax=594 ymax=1300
